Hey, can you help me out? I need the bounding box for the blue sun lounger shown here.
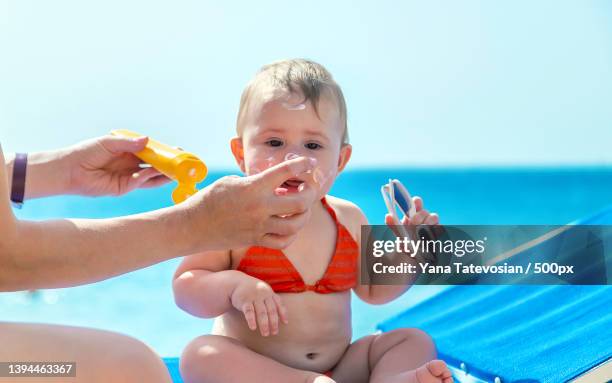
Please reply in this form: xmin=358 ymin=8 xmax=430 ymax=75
xmin=164 ymin=357 xmax=182 ymax=383
xmin=378 ymin=206 xmax=612 ymax=383
xmin=164 ymin=206 xmax=612 ymax=383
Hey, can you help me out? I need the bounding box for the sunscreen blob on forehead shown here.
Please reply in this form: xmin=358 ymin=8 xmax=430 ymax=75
xmin=280 ymin=92 xmax=306 ymax=111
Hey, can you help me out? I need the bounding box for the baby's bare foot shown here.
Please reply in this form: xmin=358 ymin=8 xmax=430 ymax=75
xmin=415 ymin=360 xmax=453 ymax=383
xmin=380 ymin=360 xmax=453 ymax=383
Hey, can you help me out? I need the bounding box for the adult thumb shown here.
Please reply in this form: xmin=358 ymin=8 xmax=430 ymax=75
xmin=100 ymin=135 xmax=148 ymax=154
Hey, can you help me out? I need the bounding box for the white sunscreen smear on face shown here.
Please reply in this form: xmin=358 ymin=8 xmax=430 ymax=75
xmin=281 ymin=93 xmax=307 ymax=110
xmin=281 ymin=101 xmax=306 ymax=110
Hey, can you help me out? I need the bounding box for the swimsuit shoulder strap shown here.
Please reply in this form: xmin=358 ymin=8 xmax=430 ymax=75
xmin=320 ymin=196 xmax=339 ymax=223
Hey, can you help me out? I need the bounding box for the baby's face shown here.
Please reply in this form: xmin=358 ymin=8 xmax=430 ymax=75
xmin=232 ymin=92 xmax=351 ymax=198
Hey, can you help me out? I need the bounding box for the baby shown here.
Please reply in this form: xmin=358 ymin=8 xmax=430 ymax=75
xmin=173 ymin=59 xmax=452 ymax=383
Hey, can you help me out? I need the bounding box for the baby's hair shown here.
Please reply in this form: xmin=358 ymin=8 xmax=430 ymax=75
xmin=236 ymin=58 xmax=349 ymax=145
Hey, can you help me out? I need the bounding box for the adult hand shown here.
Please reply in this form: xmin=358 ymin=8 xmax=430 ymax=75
xmin=61 ymin=135 xmax=170 ymax=196
xmin=184 ymin=156 xmax=318 ymax=250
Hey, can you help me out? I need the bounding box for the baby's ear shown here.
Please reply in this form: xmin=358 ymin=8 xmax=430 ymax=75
xmin=230 ymin=137 xmax=246 ymax=173
xmin=337 ymin=144 xmax=352 ymax=173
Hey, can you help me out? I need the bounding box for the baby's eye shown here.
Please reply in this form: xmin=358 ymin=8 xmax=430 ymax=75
xmin=266 ymin=139 xmax=283 ymax=147
xmin=305 ymin=142 xmax=322 ymax=150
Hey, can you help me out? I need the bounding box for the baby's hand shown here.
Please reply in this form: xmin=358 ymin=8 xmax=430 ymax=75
xmin=386 ymin=196 xmax=442 ymax=263
xmin=230 ymin=275 xmax=288 ymax=336
xmin=385 ymin=196 xmax=439 ymax=231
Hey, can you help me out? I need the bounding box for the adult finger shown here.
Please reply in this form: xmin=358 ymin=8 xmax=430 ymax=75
xmin=138 ymin=176 xmax=171 ymax=190
xmin=252 ymin=157 xmax=316 ymax=190
xmin=99 ymin=135 xmax=148 ymax=154
xmin=264 ymin=211 xmax=311 ymax=237
xmin=242 ymin=302 xmax=257 ymax=331
xmin=254 ymin=300 xmax=270 ymax=336
xmin=264 ymin=298 xmax=279 ymax=335
xmin=136 ymin=167 xmax=170 ymax=186
xmin=258 ymin=233 xmax=297 ymax=249
xmin=267 ymin=191 xmax=315 ymax=217
xmin=141 ymin=174 xmax=172 ymax=188
xmin=126 ymin=167 xmax=164 ymax=191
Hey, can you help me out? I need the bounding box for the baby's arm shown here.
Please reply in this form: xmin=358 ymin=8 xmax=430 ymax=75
xmin=173 ymin=250 xmax=237 ymax=317
xmin=351 ymin=206 xmax=416 ymax=305
xmin=342 ymin=198 xmax=438 ymax=305
xmin=173 ymin=251 xmax=288 ymax=336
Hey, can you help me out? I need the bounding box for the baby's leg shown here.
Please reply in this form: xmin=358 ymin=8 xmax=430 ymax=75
xmin=180 ymin=335 xmax=335 ymax=383
xmin=367 ymin=328 xmax=452 ymax=383
xmin=330 ymin=328 xmax=453 ymax=383
xmin=328 ymin=334 xmax=376 ymax=383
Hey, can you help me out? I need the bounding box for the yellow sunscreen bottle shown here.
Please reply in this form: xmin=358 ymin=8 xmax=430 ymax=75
xmin=111 ymin=129 xmax=207 ymax=204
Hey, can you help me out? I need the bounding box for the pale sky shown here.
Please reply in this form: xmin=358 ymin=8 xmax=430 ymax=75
xmin=1 ymin=1 xmax=610 ymax=169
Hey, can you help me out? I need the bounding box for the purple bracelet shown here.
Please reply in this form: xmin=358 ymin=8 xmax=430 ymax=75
xmin=11 ymin=153 xmax=27 ymax=208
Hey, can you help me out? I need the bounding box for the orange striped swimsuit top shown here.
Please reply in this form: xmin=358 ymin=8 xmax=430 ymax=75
xmin=236 ymin=197 xmax=359 ymax=294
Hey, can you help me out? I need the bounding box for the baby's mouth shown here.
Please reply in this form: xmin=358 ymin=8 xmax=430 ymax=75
xmin=280 ymin=178 xmax=305 ymax=192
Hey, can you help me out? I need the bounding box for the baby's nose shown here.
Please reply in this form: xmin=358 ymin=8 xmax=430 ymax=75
xmin=282 ymin=144 xmax=314 ymax=159
xmin=284 ymin=152 xmax=301 ymax=161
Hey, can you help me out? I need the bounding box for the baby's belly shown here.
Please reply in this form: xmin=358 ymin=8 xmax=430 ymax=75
xmin=213 ymin=291 xmax=352 ymax=372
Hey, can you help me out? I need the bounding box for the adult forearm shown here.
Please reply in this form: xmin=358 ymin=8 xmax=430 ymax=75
xmin=4 ymin=152 xmax=13 ymax=192
xmin=5 ymin=150 xmax=71 ymax=199
xmin=0 ymin=204 xmax=199 ymax=291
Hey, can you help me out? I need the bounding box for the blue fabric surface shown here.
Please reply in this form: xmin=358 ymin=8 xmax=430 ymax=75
xmin=164 ymin=357 xmax=182 ymax=383
xmin=378 ymin=285 xmax=611 ymax=382
xmin=378 ymin=206 xmax=612 ymax=383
